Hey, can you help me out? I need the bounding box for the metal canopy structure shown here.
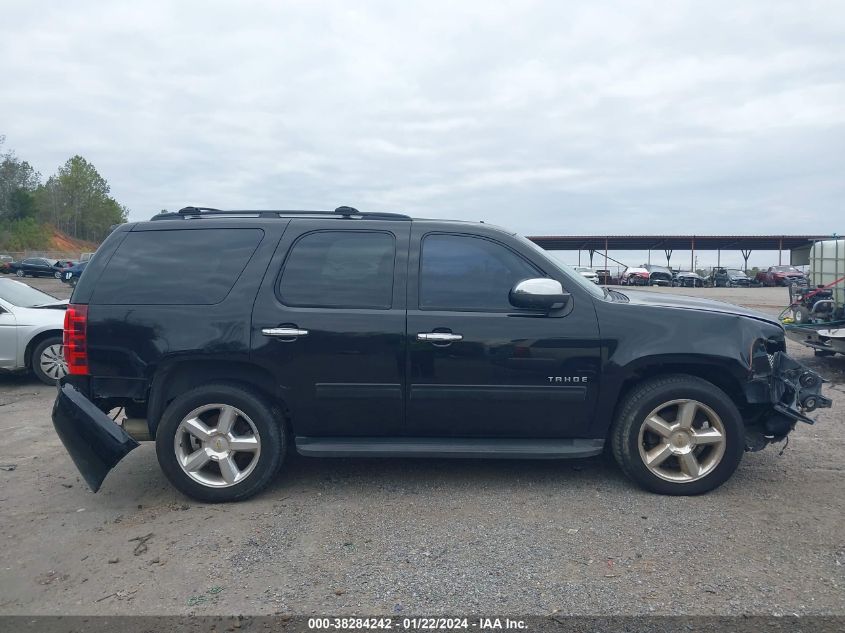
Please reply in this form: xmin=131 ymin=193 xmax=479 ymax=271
xmin=525 ymin=235 xmax=827 ymax=252
xmin=524 ymin=234 xmax=832 ymax=271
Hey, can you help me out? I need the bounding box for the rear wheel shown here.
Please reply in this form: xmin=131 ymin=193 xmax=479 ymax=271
xmin=31 ymin=336 xmax=67 ymax=385
xmin=610 ymin=375 xmax=744 ymax=495
xmin=156 ymin=383 xmax=284 ymax=502
xmin=15 ymin=269 xmax=25 ymax=277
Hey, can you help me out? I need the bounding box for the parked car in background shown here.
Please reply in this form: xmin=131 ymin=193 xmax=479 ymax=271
xmin=673 ymin=271 xmax=705 ymax=287
xmin=61 ymin=261 xmax=88 ymax=287
xmin=711 ymin=268 xmax=731 ymax=287
xmin=8 ymin=257 xmax=72 ymax=279
xmin=711 ymin=268 xmax=750 ymax=288
xmin=756 ymin=265 xmax=807 ymax=287
xmin=0 ymin=278 xmax=68 ymax=384
xmin=0 ymin=254 xmax=13 ymax=274
xmin=48 ymin=206 xmax=831 ymax=503
xmin=595 ymin=269 xmax=614 ymax=285
xmin=620 ymin=267 xmax=650 ymax=286
xmin=724 ymin=269 xmax=751 ymax=287
xmin=643 ymin=264 xmax=673 ymax=287
xmin=573 ymin=266 xmax=599 ymax=283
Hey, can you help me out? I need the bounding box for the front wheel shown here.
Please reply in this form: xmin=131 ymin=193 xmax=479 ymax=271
xmin=610 ymin=375 xmax=744 ymax=495
xmin=155 ymin=383 xmax=284 ymax=502
xmin=16 ymin=269 xmax=25 ymax=277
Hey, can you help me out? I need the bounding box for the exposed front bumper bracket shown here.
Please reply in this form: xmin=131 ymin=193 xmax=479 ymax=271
xmin=771 ymin=352 xmax=832 ymax=424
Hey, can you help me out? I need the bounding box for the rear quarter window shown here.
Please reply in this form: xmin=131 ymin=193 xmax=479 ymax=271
xmin=92 ymin=228 xmax=263 ymax=305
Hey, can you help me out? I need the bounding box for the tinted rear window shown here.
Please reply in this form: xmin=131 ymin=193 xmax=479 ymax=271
xmin=93 ymin=228 xmax=263 ymax=305
xmin=278 ymin=230 xmax=395 ymax=309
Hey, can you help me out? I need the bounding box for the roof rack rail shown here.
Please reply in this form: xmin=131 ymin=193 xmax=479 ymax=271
xmin=150 ymin=206 xmax=411 ymax=221
xmin=178 ymin=206 xmax=222 ymax=214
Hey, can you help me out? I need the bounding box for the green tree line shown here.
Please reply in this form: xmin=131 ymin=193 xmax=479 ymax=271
xmin=0 ymin=135 xmax=128 ymax=250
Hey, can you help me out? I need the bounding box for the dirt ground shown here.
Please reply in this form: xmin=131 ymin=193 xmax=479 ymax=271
xmin=0 ymin=280 xmax=842 ymax=616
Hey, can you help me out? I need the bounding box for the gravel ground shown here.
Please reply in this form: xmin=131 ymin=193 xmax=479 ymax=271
xmin=0 ymin=279 xmax=842 ymax=615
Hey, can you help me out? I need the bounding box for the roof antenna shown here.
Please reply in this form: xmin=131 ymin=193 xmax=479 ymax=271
xmin=335 ymin=206 xmax=359 ymax=217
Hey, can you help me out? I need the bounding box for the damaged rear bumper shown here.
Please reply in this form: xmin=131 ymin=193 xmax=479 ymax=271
xmin=52 ymin=382 xmax=139 ymax=492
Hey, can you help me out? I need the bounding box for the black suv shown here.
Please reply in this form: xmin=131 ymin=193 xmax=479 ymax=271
xmin=53 ymin=206 xmax=832 ymax=502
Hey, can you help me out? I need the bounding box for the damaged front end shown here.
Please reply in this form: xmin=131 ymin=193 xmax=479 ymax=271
xmin=743 ymin=346 xmax=833 ymax=451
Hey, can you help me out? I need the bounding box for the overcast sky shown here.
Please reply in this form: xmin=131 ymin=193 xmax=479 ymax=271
xmin=1 ymin=1 xmax=842 ymax=267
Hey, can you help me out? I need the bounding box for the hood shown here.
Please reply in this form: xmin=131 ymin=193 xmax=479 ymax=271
xmin=618 ymin=289 xmax=781 ymax=327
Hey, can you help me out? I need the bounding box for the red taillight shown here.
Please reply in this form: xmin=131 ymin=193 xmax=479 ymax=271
xmin=63 ymin=304 xmax=89 ymax=375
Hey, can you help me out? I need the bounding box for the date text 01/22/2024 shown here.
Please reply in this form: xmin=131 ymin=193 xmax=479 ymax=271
xmin=307 ymin=618 xmax=528 ymax=630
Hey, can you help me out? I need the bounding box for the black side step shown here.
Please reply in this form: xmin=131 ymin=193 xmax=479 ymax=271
xmin=294 ymin=437 xmax=604 ymax=459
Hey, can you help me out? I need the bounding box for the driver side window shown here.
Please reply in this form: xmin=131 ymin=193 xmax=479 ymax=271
xmin=419 ymin=234 xmax=541 ymax=312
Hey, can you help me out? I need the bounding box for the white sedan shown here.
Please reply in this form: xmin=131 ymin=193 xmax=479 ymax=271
xmin=0 ymin=278 xmax=68 ymax=384
xmin=573 ymin=266 xmax=600 ymax=283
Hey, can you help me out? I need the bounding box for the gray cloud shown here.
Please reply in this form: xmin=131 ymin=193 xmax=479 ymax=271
xmin=1 ymin=0 xmax=843 ymax=264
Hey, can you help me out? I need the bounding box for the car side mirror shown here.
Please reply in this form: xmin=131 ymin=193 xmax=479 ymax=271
xmin=509 ymin=278 xmax=570 ymax=311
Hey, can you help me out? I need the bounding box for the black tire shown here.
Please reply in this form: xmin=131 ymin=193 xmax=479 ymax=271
xmin=793 ymin=306 xmax=811 ymax=324
xmin=31 ymin=336 xmax=67 ymax=385
xmin=610 ymin=374 xmax=744 ymax=495
xmin=15 ymin=269 xmax=25 ymax=277
xmin=155 ymin=382 xmax=285 ymax=503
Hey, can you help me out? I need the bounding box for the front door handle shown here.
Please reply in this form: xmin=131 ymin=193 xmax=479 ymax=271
xmin=417 ymin=332 xmax=463 ymax=343
xmin=262 ymin=327 xmax=309 ymax=339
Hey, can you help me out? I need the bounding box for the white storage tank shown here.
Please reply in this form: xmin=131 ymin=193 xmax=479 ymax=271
xmin=809 ymin=239 xmax=845 ymax=306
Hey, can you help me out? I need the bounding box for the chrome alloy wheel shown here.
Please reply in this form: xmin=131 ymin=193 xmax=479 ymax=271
xmin=40 ymin=344 xmax=67 ymax=380
xmin=174 ymin=404 xmax=261 ymax=488
xmin=637 ymin=399 xmax=726 ymax=483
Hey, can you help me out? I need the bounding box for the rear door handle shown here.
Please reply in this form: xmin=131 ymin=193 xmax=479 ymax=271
xmin=262 ymin=327 xmax=309 ymax=338
xmin=417 ymin=332 xmax=463 ymax=342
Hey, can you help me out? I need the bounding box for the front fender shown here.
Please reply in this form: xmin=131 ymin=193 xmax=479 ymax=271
xmin=592 ymin=303 xmax=788 ymax=434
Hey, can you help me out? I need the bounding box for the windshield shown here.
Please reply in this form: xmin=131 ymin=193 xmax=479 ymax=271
xmin=515 ymin=235 xmax=606 ymax=299
xmin=0 ymin=278 xmax=60 ymax=307
xmin=774 ymin=266 xmax=801 ymax=273
xmin=727 ymin=269 xmax=746 ymax=276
